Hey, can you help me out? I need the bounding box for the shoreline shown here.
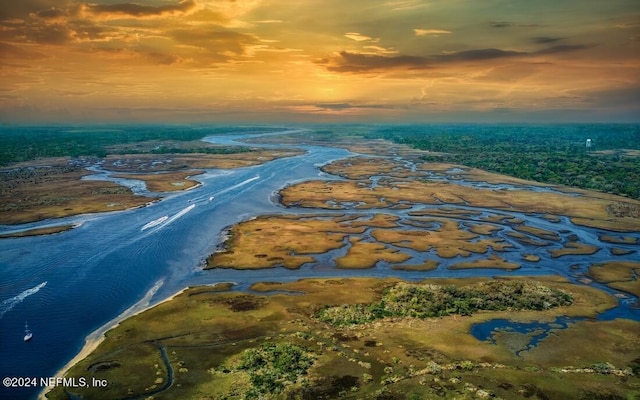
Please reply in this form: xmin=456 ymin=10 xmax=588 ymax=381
xmin=40 ymin=276 xmax=636 ymax=400
xmin=0 ymin=199 xmax=159 ymax=238
xmin=0 ymin=178 xmax=206 ymax=238
xmin=0 ymin=224 xmax=75 ymax=239
xmin=39 ymin=279 xmax=178 ymax=400
xmin=40 ymin=279 xmax=236 ymax=399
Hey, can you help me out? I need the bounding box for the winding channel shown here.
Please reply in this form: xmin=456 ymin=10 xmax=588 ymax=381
xmin=0 ymin=128 xmax=638 ymax=400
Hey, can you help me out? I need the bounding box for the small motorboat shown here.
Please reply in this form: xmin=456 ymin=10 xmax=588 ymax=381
xmin=24 ymin=322 xmax=32 ymax=342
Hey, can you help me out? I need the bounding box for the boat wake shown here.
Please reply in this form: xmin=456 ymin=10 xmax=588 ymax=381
xmin=217 ymin=176 xmax=260 ymax=196
xmin=141 ymin=215 xmax=169 ymax=231
xmin=163 ymin=204 xmax=195 ymax=227
xmin=0 ymin=281 xmax=47 ymax=319
xmin=232 ymin=176 xmax=260 ymax=190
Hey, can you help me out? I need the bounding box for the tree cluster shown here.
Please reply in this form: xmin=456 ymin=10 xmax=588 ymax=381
xmin=238 ymin=342 xmax=315 ymax=397
xmin=319 ymin=280 xmax=574 ymax=326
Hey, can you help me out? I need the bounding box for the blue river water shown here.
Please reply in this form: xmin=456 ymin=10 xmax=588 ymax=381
xmin=0 ymin=127 xmax=638 ymax=400
xmin=469 ymin=316 xmax=583 ymax=355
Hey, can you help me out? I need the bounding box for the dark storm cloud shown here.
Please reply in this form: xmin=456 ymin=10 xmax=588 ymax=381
xmin=315 ymin=102 xmax=352 ymax=110
xmin=532 ymin=37 xmax=563 ymax=44
xmin=0 ymin=1 xmax=116 ymax=46
xmin=0 ymin=16 xmax=82 ymax=45
xmin=314 ymin=102 xmax=389 ymax=110
xmin=535 ymin=44 xmax=592 ymax=55
xmin=490 ymin=21 xmax=542 ymax=29
xmin=321 ymin=48 xmax=527 ymax=72
xmin=0 ymin=0 xmax=68 ymax=20
xmin=320 ymin=51 xmax=432 ymax=72
xmin=86 ymin=0 xmax=196 ymax=17
xmin=144 ymin=51 xmax=181 ymax=65
xmin=320 ymin=42 xmax=591 ymax=73
xmin=433 ymin=48 xmax=526 ymax=62
xmin=23 ymin=22 xmax=75 ymax=44
xmin=490 ymin=21 xmax=512 ymax=28
xmin=71 ymin=20 xmax=114 ymax=40
xmin=35 ymin=7 xmax=68 ymax=19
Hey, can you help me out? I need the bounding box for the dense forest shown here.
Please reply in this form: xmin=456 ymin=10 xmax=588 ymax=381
xmin=363 ymin=124 xmax=640 ymax=199
xmin=0 ymin=125 xmax=281 ymax=166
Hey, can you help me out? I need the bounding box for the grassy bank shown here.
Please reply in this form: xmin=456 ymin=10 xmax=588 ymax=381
xmin=45 ymin=277 xmax=637 ymax=400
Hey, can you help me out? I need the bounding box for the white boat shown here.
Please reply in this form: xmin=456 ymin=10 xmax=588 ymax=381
xmin=209 ymin=196 xmax=214 ymax=202
xmin=24 ymin=322 xmax=32 ymax=342
xmin=141 ymin=215 xmax=168 ymax=231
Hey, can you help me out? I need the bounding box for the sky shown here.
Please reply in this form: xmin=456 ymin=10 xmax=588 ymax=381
xmin=0 ymin=0 xmax=639 ymax=124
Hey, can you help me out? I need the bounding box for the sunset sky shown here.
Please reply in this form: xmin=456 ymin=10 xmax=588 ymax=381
xmin=1 ymin=0 xmax=638 ymax=123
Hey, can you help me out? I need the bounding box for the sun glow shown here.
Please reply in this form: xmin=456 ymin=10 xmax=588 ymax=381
xmin=0 ymin=0 xmax=638 ymax=123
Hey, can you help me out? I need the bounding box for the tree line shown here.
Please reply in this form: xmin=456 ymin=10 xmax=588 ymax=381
xmin=363 ymin=124 xmax=640 ymax=199
xmin=0 ymin=125 xmax=282 ymax=166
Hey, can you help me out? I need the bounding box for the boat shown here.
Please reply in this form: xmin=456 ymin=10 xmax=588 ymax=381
xmin=24 ymin=322 xmax=32 ymax=342
xmin=140 ymin=215 xmax=168 ymax=231
xmin=209 ymin=196 xmax=214 ymax=202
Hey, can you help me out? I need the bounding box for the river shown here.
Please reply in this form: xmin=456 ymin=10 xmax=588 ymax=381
xmin=0 ymin=127 xmax=638 ymax=400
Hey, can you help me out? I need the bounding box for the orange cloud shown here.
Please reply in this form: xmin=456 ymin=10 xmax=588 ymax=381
xmin=0 ymin=0 xmax=637 ymax=123
xmin=0 ymin=42 xmax=47 ymax=59
xmin=414 ymin=29 xmax=451 ymax=36
xmin=344 ymin=32 xmax=377 ymax=42
xmin=83 ymin=0 xmax=197 ymax=19
xmin=169 ymin=28 xmax=258 ymax=57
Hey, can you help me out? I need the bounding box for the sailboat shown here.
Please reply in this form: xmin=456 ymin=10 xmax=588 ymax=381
xmin=24 ymin=322 xmax=32 ymax=342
